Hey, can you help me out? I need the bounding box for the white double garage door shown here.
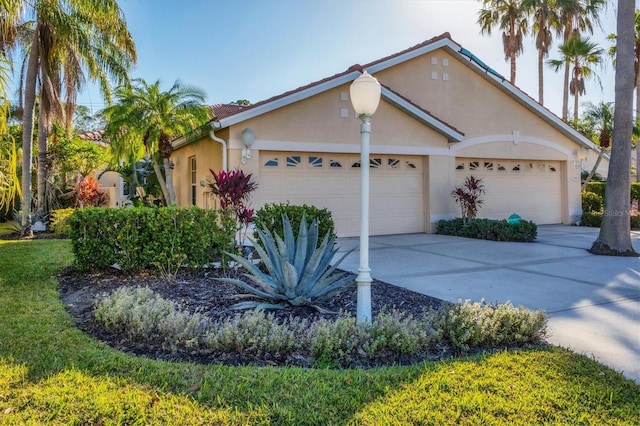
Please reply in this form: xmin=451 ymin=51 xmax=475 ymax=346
xmin=258 ymin=152 xmax=562 ymax=237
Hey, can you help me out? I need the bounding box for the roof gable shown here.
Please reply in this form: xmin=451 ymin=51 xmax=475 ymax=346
xmin=193 ymin=32 xmax=595 ymax=151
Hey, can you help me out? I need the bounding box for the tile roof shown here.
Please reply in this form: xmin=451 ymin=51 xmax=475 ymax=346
xmin=77 ymin=129 xmax=106 ymax=142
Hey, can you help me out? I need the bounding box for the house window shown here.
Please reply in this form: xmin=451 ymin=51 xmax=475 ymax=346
xmin=286 ymin=156 xmax=301 ymax=167
xmin=264 ymin=158 xmax=278 ymax=167
xmin=388 ymin=158 xmax=400 ymax=168
xmin=548 ymin=165 xmax=557 ymax=172
xmin=456 ymin=162 xmax=465 ymax=170
xmin=483 ymin=162 xmax=493 ymax=171
xmin=309 ymin=156 xmax=323 ymax=168
xmin=370 ymin=158 xmax=382 ymax=168
xmin=190 ymin=156 xmax=197 ymax=206
xmin=469 ymin=161 xmax=479 ymax=170
xmin=405 ymin=161 xmax=417 ymax=169
xmin=329 ymin=159 xmax=342 ymax=168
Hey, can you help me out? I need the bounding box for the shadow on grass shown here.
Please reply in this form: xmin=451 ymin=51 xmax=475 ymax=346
xmin=0 ymin=240 xmax=638 ymax=425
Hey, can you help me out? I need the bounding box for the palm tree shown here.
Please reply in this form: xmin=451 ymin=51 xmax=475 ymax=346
xmin=548 ymin=34 xmax=603 ymax=121
xmin=554 ymin=0 xmax=606 ymax=120
xmin=578 ymin=102 xmax=613 ymax=188
xmin=19 ymin=0 xmax=136 ymax=227
xmin=477 ymin=0 xmax=529 ymax=84
xmin=523 ymin=0 xmax=557 ymax=105
xmin=103 ymin=79 xmax=210 ymax=205
xmin=591 ymin=0 xmax=637 ymax=256
xmin=608 ymin=9 xmax=640 ymax=182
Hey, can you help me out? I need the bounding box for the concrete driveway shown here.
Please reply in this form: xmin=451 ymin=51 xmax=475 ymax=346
xmin=337 ymin=225 xmax=640 ymax=383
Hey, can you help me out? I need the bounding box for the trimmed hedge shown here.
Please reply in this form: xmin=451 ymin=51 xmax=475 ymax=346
xmin=580 ymin=211 xmax=640 ymax=230
xmin=68 ymin=207 xmax=236 ymax=272
xmin=584 ymin=182 xmax=640 ymax=202
xmin=252 ymin=202 xmax=336 ymax=243
xmin=437 ymin=218 xmax=537 ymax=242
xmin=581 ymin=191 xmax=603 ymax=213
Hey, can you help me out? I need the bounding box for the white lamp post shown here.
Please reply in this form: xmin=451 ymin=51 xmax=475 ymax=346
xmin=350 ymin=71 xmax=381 ymax=323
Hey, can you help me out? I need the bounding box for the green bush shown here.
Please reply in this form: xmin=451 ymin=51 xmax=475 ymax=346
xmin=431 ymin=300 xmax=548 ymax=353
xmin=437 ymin=218 xmax=537 ymax=242
xmin=581 ymin=191 xmax=603 ymax=213
xmin=252 ymin=203 xmax=336 ymax=245
xmin=583 ymin=182 xmax=606 ymax=198
xmin=584 ymin=182 xmax=640 ymax=202
xmin=94 ymin=287 xmax=547 ymax=365
xmin=68 ymin=207 xmax=236 ymax=272
xmin=580 ymin=211 xmax=640 ymax=230
xmin=50 ymin=208 xmax=75 ymax=236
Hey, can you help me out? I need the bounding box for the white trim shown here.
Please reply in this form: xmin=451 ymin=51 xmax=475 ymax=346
xmin=249 ymin=139 xmax=451 ymax=156
xmin=450 ymin=134 xmax=574 ymax=159
xmin=365 ymin=39 xmax=459 ymax=74
xmin=381 ymin=87 xmax=464 ymax=142
xmin=218 ymin=71 xmax=362 ymax=128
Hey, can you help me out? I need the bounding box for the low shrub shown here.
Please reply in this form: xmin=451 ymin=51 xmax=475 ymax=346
xmin=94 ymin=287 xmax=210 ymax=351
xmin=431 ymin=300 xmax=548 ymax=353
xmin=49 ymin=208 xmax=75 ymax=236
xmin=94 ymin=287 xmax=548 ymax=366
xmin=581 ymin=191 xmax=603 ymax=213
xmin=580 ymin=211 xmax=640 ymax=230
xmin=252 ymin=202 xmax=336 ymax=244
xmin=437 ymin=218 xmax=537 ymax=242
xmin=68 ymin=207 xmax=236 ymax=272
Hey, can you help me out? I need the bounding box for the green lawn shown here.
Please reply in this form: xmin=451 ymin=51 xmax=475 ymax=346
xmin=0 ymin=239 xmax=638 ymax=425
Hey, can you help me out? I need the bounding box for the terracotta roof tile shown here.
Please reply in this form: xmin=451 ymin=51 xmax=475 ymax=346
xmin=78 ymin=129 xmax=106 ymax=142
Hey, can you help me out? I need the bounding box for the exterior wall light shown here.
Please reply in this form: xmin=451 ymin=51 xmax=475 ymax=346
xmin=349 ymin=70 xmax=381 ymax=323
xmin=240 ymin=128 xmax=255 ymax=164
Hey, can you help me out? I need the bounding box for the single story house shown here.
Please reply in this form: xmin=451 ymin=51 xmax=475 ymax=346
xmin=169 ymin=33 xmax=601 ymax=237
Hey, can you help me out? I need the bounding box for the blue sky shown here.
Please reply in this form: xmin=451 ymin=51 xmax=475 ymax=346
xmin=13 ymin=0 xmax=626 ymax=119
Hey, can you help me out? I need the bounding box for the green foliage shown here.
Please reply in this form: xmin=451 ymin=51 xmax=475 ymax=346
xmin=582 ymin=191 xmax=603 ymax=213
xmin=55 ymin=130 xmax=109 ymax=176
xmin=632 ymin=182 xmax=640 ymax=202
xmin=437 ymin=218 xmax=538 ymax=242
xmin=50 ymin=207 xmax=75 ymax=236
xmin=68 ymin=207 xmax=236 ymax=272
xmin=95 ymin=286 xmax=547 ymax=367
xmin=1 ymin=240 xmax=639 ymax=425
xmin=431 ymin=300 xmax=548 ymax=353
xmin=583 ymin=182 xmax=607 ymax=198
xmin=252 ymin=202 xmax=336 ymax=245
xmin=221 ymin=214 xmax=354 ymax=311
xmin=580 ymin=211 xmax=640 ymax=230
xmin=94 ymin=286 xmax=210 ymax=351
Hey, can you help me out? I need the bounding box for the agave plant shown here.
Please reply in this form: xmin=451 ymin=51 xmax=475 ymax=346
xmin=219 ymin=214 xmax=355 ymax=312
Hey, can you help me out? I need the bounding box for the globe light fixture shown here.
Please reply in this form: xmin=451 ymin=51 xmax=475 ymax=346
xmin=349 ymin=70 xmax=381 ymax=323
xmin=240 ymin=128 xmax=255 ymax=164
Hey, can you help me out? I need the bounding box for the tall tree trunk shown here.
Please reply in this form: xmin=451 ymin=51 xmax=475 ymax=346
xmin=163 ymin=157 xmax=176 ymax=205
xmin=573 ymin=91 xmax=580 ymax=122
xmin=152 ymin=160 xmax=169 ymax=205
xmin=562 ymin=60 xmax=570 ymax=120
xmin=510 ymin=52 xmax=516 ymax=84
xmin=636 ymin=69 xmax=640 ymax=182
xmin=582 ymin=149 xmax=605 ymax=190
xmin=20 ymin=30 xmax=40 ymax=234
xmin=591 ymin=0 xmax=637 ymax=256
xmin=538 ymin=48 xmax=544 ymax=105
xmin=36 ymin=105 xmax=49 ymax=220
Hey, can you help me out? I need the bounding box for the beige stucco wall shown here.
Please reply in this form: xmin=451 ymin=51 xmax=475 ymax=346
xmin=171 ymin=128 xmax=227 ymax=208
xmin=172 ymin=46 xmax=588 ymax=229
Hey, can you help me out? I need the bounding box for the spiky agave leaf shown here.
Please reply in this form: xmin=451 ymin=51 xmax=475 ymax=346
xmin=217 ymin=214 xmax=355 ymax=311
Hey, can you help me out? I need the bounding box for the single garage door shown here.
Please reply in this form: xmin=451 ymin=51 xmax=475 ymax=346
xmin=455 ymin=158 xmax=562 ymax=224
xmin=258 ymin=152 xmax=425 ymax=237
